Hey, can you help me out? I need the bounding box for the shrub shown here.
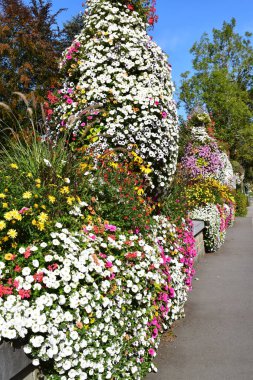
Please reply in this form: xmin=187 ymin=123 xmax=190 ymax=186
xmin=235 ymin=191 xmax=248 ymax=217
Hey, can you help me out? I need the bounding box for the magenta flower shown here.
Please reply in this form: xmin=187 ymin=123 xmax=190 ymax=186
xmin=105 ymin=224 xmax=117 ymax=232
xmin=148 ymin=348 xmax=156 ymax=356
xmin=105 ymin=261 xmax=113 ymax=268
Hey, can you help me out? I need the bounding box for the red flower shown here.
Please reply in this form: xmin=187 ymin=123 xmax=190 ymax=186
xmin=127 ymin=4 xmax=134 ymax=11
xmin=18 ymin=289 xmax=31 ymax=299
xmin=33 ymin=272 xmax=44 ymax=283
xmin=48 ymin=263 xmax=58 ymax=271
xmin=125 ymin=252 xmax=138 ymax=260
xmin=24 ymin=247 xmax=31 ymax=259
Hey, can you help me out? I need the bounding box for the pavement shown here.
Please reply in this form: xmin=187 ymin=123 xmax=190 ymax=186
xmin=145 ymin=202 xmax=253 ymax=380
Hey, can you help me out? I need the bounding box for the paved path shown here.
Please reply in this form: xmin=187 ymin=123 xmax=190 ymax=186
xmin=145 ymin=203 xmax=253 ymax=380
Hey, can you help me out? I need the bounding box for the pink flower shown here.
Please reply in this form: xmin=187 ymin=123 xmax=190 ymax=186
xmin=33 ymin=272 xmax=44 ymax=282
xmin=13 ymin=279 xmax=19 ymax=288
xmin=152 ymin=328 xmax=159 ymax=339
xmin=24 ymin=247 xmax=31 ymax=259
xmin=66 ymin=98 xmax=73 ymax=104
xmin=148 ymin=348 xmax=156 ymax=356
xmin=105 ymin=224 xmax=117 ymax=232
xmin=19 ymin=207 xmax=30 ymax=214
xmin=105 ymin=261 xmax=113 ymax=268
xmin=162 ymin=111 xmax=168 ymax=119
xmin=18 ymin=289 xmax=31 ymax=299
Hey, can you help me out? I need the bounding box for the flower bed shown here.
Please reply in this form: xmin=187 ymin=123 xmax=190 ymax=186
xmin=0 ymin=213 xmax=196 ymax=379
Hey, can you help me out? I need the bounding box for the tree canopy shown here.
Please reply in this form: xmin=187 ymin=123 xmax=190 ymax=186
xmin=179 ymin=18 xmax=253 ymax=173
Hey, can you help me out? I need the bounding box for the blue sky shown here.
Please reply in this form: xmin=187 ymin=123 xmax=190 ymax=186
xmin=26 ymin=0 xmax=253 ymax=113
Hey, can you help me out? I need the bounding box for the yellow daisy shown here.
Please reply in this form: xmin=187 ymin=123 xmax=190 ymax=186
xmin=0 ymin=221 xmax=6 ymax=231
xmin=7 ymin=229 xmax=18 ymax=239
xmin=48 ymin=195 xmax=56 ymax=204
xmin=10 ymin=163 xmax=18 ymax=169
xmin=23 ymin=191 xmax=32 ymax=199
xmin=38 ymin=212 xmax=49 ymax=223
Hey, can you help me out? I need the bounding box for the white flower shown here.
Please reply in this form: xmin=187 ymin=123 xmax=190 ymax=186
xmin=43 ymin=159 xmax=52 ymax=167
xmin=32 ymin=260 xmax=40 ymax=268
xmin=22 ymin=267 xmax=31 ymax=276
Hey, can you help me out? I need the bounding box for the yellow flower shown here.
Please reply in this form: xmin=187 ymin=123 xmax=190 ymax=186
xmin=2 ymin=236 xmax=9 ymax=242
xmin=2 ymin=203 xmax=8 ymax=208
xmin=34 ymin=204 xmax=39 ymax=208
xmin=10 ymin=163 xmax=18 ymax=169
xmin=4 ymin=210 xmax=22 ymax=221
xmin=60 ymin=186 xmax=70 ymax=194
xmin=48 ymin=195 xmax=56 ymax=204
xmin=23 ymin=191 xmax=32 ymax=199
xmin=38 ymin=212 xmax=49 ymax=223
xmin=7 ymin=229 xmax=18 ymax=239
xmin=27 ymin=172 xmax=33 ymax=178
xmin=0 ymin=193 xmax=6 ymax=199
xmin=0 ymin=221 xmax=6 ymax=231
xmin=4 ymin=253 xmax=13 ymax=261
xmin=41 ymin=205 xmax=47 ymax=210
xmin=37 ymin=222 xmax=45 ymax=231
xmin=110 ymin=162 xmax=118 ymax=169
xmin=135 ymin=187 xmax=144 ymax=196
xmin=35 ymin=178 xmax=41 ymax=188
xmin=67 ymin=196 xmax=75 ymax=205
xmin=140 ymin=165 xmax=152 ymax=174
xmin=32 ymin=219 xmax=37 ymax=226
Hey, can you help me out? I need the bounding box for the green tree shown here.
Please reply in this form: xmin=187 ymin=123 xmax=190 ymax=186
xmin=179 ymin=18 xmax=253 ymax=166
xmin=60 ymin=13 xmax=84 ymax=51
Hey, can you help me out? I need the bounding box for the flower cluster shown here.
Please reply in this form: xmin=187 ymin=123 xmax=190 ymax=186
xmin=190 ymin=203 xmax=234 ymax=252
xmin=184 ymin=177 xmax=235 ymax=209
xmin=181 ymin=142 xmax=224 ymax=180
xmin=47 ymin=0 xmax=178 ymax=193
xmin=177 ymin=111 xmax=236 ymax=251
xmin=0 ymin=215 xmax=196 ymax=379
xmin=126 ymin=0 xmax=158 ymax=26
xmin=215 ymin=152 xmax=236 ymax=189
xmin=0 ymin=164 xmax=88 ymax=255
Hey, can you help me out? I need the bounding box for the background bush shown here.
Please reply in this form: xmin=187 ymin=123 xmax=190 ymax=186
xmin=235 ymin=191 xmax=248 ymax=216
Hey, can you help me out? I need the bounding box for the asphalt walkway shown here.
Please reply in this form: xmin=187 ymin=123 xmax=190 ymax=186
xmin=145 ymin=202 xmax=253 ymax=380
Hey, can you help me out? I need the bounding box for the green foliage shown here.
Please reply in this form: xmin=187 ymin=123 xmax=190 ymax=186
xmin=235 ymin=191 xmax=248 ymax=216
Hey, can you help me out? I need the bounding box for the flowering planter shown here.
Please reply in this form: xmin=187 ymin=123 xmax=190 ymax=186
xmin=0 ymin=341 xmax=37 ymax=380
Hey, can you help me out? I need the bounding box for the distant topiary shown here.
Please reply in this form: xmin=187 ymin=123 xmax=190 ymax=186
xmin=48 ymin=0 xmax=178 ymax=194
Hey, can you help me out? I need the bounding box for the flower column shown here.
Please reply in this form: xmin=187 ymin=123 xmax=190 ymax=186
xmin=49 ymin=0 xmax=179 ymax=194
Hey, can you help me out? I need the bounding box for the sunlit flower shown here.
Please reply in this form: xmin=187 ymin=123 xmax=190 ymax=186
xmin=7 ymin=229 xmax=18 ymax=239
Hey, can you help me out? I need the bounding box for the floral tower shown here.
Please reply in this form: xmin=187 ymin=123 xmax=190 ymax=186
xmin=48 ymin=0 xmax=178 ymax=194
